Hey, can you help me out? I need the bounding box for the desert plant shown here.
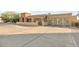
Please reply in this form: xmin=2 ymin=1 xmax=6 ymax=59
xmin=1 ymin=11 xmax=19 ymax=23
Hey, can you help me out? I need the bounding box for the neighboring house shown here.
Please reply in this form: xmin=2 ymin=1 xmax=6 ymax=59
xmin=19 ymin=12 xmax=79 ymax=26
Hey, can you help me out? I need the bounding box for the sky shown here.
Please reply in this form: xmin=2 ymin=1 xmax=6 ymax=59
xmin=0 ymin=0 xmax=79 ymax=14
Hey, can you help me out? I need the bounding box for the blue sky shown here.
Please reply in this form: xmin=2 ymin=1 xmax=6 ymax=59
xmin=0 ymin=0 xmax=79 ymax=14
xmin=31 ymin=11 xmax=79 ymax=15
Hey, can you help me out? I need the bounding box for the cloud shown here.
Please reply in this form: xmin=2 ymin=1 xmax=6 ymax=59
xmin=0 ymin=0 xmax=79 ymax=12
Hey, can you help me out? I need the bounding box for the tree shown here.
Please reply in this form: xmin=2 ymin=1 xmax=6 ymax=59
xmin=1 ymin=11 xmax=19 ymax=23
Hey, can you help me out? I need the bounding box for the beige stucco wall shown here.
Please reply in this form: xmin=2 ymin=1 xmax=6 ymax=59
xmin=19 ymin=13 xmax=77 ymax=26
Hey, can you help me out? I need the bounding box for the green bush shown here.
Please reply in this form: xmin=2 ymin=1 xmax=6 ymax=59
xmin=1 ymin=11 xmax=19 ymax=23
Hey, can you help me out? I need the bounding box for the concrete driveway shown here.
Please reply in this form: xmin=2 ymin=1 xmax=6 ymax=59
xmin=0 ymin=33 xmax=79 ymax=47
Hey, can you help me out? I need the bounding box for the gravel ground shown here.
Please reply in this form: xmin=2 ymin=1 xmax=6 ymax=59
xmin=0 ymin=23 xmax=72 ymax=35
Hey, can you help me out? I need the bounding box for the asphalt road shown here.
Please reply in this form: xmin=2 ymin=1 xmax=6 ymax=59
xmin=0 ymin=33 xmax=79 ymax=47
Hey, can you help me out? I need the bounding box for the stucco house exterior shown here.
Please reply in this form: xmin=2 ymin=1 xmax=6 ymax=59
xmin=19 ymin=12 xmax=79 ymax=26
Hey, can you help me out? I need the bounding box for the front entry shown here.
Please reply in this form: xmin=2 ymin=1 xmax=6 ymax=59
xmin=38 ymin=20 xmax=42 ymax=25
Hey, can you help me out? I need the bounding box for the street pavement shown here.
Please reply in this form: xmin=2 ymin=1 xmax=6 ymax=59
xmin=0 ymin=33 xmax=79 ymax=47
